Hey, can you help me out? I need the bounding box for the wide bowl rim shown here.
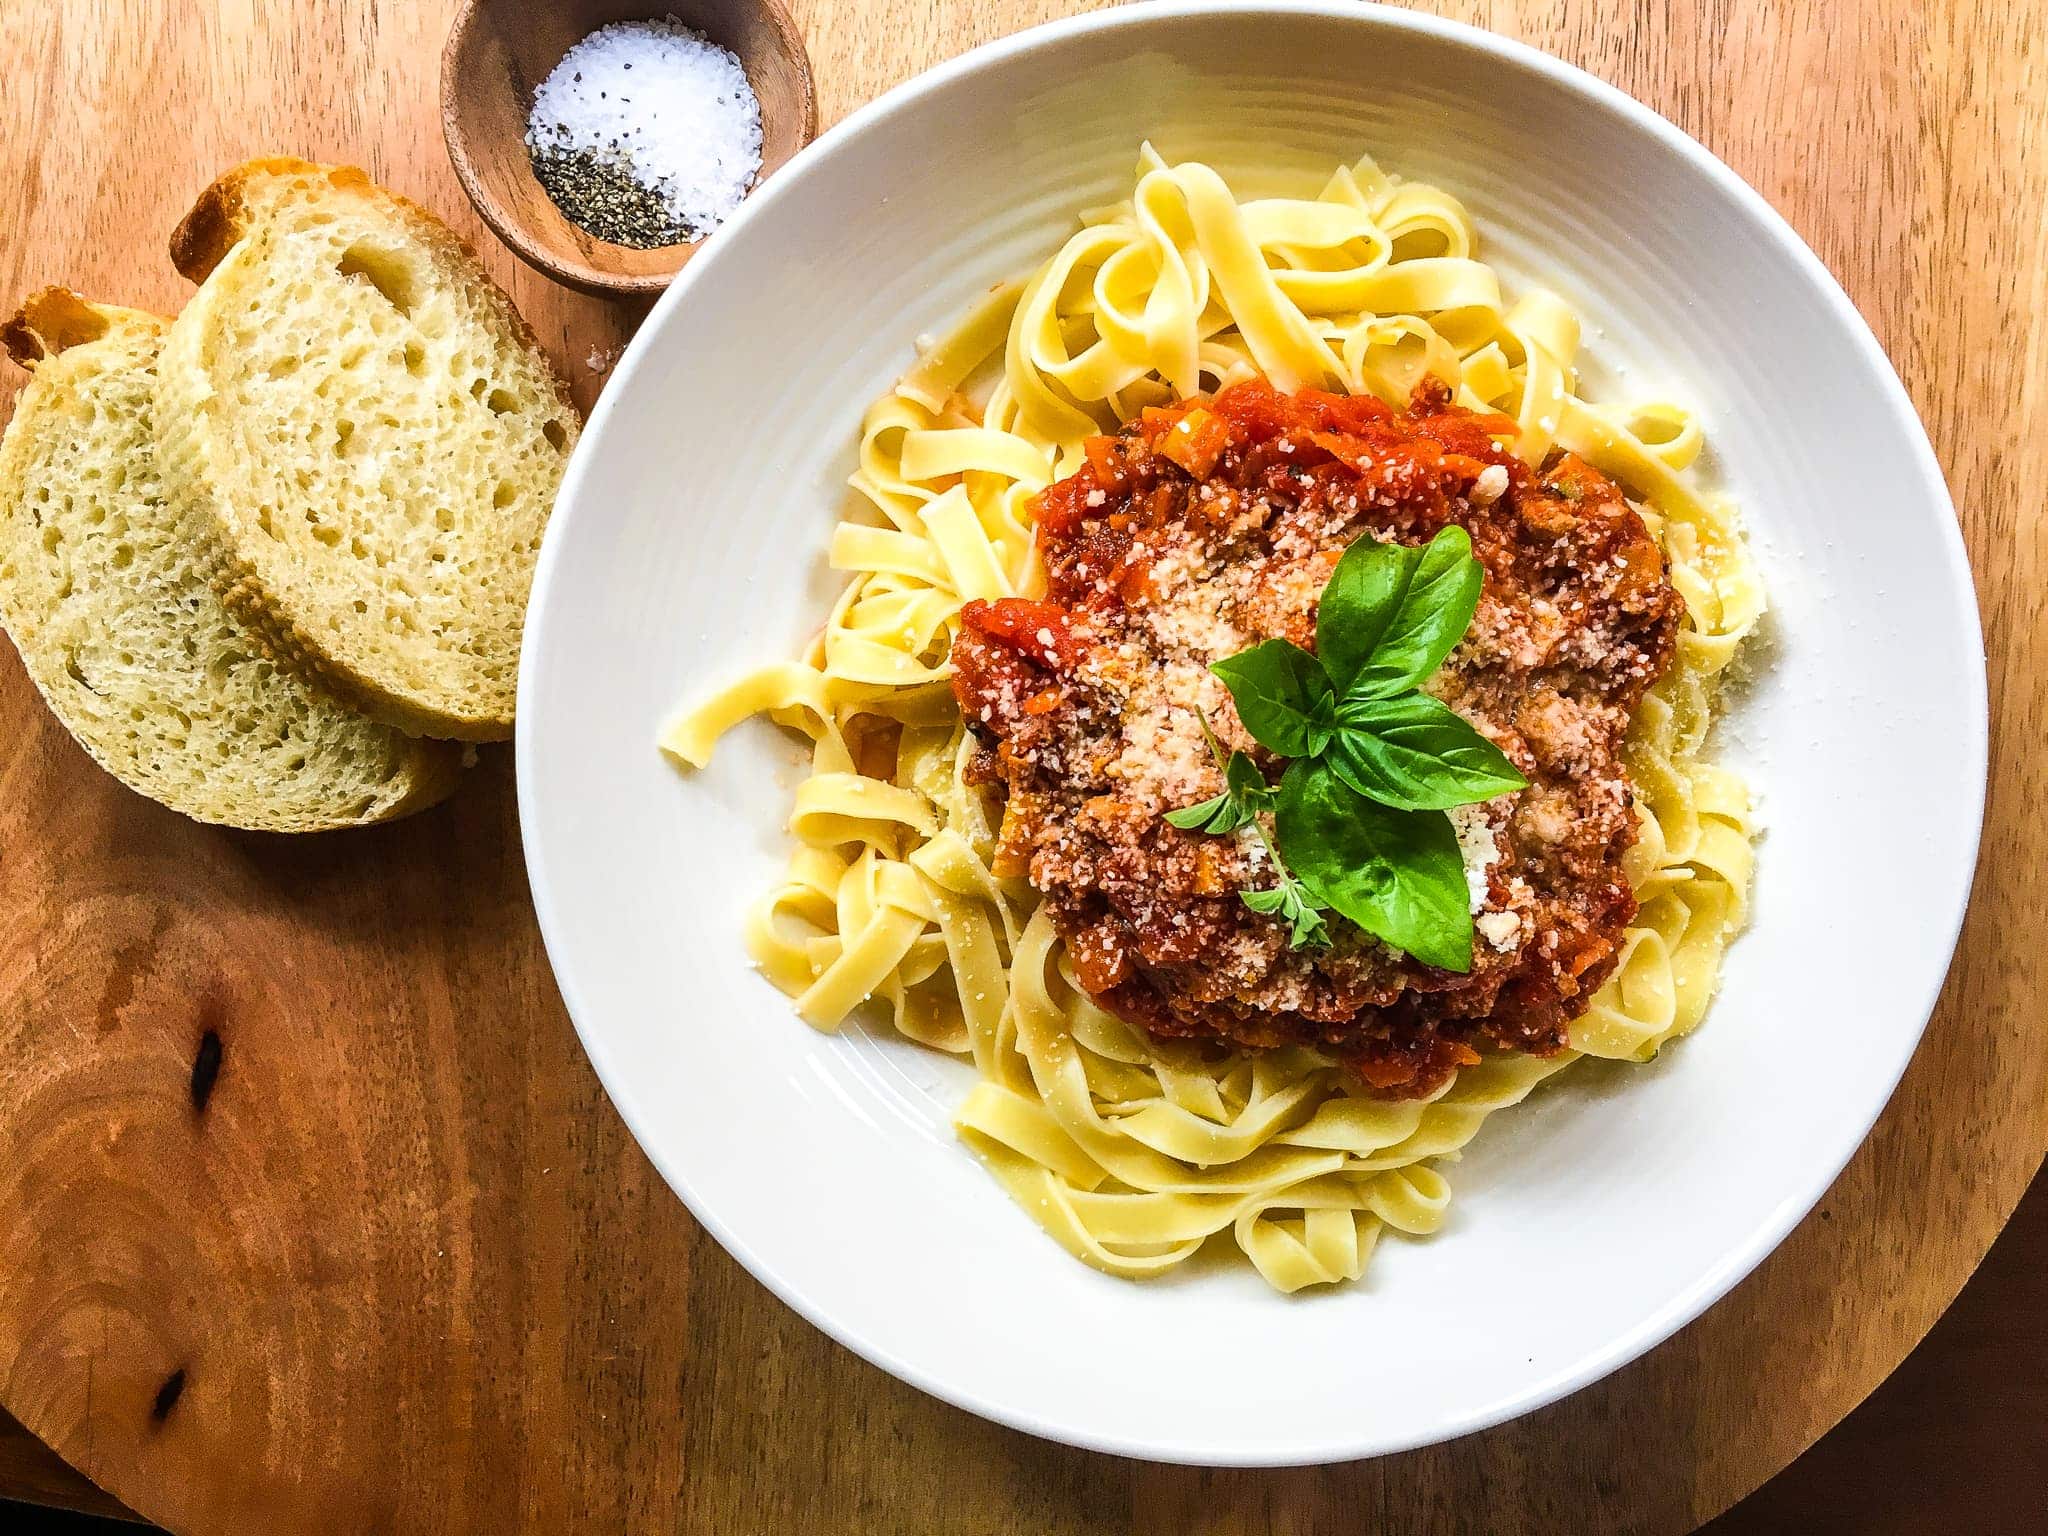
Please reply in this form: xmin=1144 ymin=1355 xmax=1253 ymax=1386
xmin=516 ymin=0 xmax=1989 ymax=1465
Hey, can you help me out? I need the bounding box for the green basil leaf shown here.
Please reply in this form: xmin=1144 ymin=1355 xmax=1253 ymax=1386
xmin=1327 ymin=694 xmax=1529 ymax=810
xmin=1276 ymin=758 xmax=1474 ymax=972
xmin=1317 ymin=525 xmax=1483 ymax=698
xmin=1210 ymin=639 xmax=1335 ymax=757
xmin=1290 ymin=896 xmax=1331 ymax=950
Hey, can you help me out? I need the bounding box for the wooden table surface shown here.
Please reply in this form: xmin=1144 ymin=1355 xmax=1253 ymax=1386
xmin=9 ymin=1172 xmax=2043 ymax=1530
xmin=0 ymin=2 xmax=2042 ymax=1533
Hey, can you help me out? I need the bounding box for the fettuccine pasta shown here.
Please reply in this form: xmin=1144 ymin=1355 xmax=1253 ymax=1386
xmin=663 ymin=147 xmax=1760 ymax=1292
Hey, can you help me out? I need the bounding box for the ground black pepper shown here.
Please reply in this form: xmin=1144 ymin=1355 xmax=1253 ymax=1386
xmin=528 ymin=146 xmax=694 ymax=248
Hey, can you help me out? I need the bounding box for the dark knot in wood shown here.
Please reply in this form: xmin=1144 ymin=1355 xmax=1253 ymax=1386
xmin=189 ymin=1028 xmax=223 ymax=1114
xmin=151 ymin=1367 xmax=187 ymax=1423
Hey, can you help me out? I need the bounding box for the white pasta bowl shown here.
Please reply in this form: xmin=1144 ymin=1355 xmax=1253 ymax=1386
xmin=518 ymin=0 xmax=1986 ymax=1464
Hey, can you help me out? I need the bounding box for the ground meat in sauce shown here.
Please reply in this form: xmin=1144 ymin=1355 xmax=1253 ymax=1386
xmin=950 ymin=379 xmax=1682 ymax=1097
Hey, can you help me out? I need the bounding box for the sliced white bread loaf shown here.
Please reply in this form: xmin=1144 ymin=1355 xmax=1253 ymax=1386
xmin=0 ymin=289 xmax=462 ymax=830
xmin=158 ymin=158 xmax=579 ymax=741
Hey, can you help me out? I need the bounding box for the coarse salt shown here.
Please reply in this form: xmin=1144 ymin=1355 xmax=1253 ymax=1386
xmin=526 ymin=17 xmax=763 ymax=243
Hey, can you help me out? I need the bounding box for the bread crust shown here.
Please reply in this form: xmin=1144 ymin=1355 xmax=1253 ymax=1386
xmin=2 ymin=286 xmax=121 ymax=367
xmin=169 ymin=155 xmax=337 ymax=282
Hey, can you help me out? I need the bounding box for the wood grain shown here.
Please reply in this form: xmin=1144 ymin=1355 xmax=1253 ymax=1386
xmin=1 ymin=2 xmax=2043 ymax=1534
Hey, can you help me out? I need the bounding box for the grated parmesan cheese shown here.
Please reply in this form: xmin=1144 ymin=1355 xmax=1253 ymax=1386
xmin=1105 ymin=659 xmax=1227 ymax=807
xmin=1448 ymin=803 xmax=1501 ymax=904
xmin=1446 ymin=802 xmax=1524 ymax=953
xmin=1471 ymin=464 xmax=1510 ymax=504
xmin=1476 ymin=910 xmax=1523 ymax=950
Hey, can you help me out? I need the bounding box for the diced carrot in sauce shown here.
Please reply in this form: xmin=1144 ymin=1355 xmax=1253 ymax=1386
xmin=1156 ymin=406 xmax=1230 ymax=478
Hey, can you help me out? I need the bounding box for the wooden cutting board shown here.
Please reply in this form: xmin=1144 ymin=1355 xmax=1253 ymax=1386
xmin=1 ymin=2 xmax=2043 ymax=1532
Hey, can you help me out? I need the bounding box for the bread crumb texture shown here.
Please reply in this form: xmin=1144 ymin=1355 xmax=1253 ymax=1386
xmin=156 ymin=161 xmax=580 ymax=740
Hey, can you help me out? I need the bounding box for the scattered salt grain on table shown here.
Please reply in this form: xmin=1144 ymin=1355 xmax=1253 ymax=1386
xmin=526 ymin=16 xmax=763 ymax=249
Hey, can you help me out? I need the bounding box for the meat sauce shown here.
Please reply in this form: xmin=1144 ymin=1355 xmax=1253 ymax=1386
xmin=951 ymin=380 xmax=1682 ymax=1096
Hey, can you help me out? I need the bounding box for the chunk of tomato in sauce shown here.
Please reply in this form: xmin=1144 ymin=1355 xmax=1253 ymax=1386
xmin=1033 ymin=456 xmax=1111 ymax=537
xmin=1209 ymin=379 xmax=1395 ymax=443
xmin=957 ymin=597 xmax=1078 ymax=670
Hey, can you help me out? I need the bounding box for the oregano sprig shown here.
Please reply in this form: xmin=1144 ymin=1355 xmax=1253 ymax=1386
xmin=1164 ymin=715 xmax=1274 ymax=834
xmin=1171 ymin=525 xmax=1527 ymax=973
xmin=1168 ymin=712 xmax=1331 ymax=949
xmin=1240 ymin=874 xmax=1332 ymax=951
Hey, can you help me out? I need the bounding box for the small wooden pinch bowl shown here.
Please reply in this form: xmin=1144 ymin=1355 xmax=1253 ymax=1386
xmin=442 ymin=0 xmax=817 ymax=298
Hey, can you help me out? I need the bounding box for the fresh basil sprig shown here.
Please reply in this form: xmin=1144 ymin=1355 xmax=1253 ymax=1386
xmin=1170 ymin=524 xmax=1527 ymax=972
xmin=1327 ymin=692 xmax=1529 ymax=811
xmin=1275 ymin=759 xmax=1471 ymax=972
xmin=1317 ymin=524 xmax=1485 ymax=697
xmin=1209 ymin=641 xmax=1339 ymax=758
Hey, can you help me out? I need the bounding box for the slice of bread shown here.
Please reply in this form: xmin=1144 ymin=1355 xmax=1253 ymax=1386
xmin=0 ymin=288 xmax=463 ymax=831
xmin=157 ymin=158 xmax=579 ymax=741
